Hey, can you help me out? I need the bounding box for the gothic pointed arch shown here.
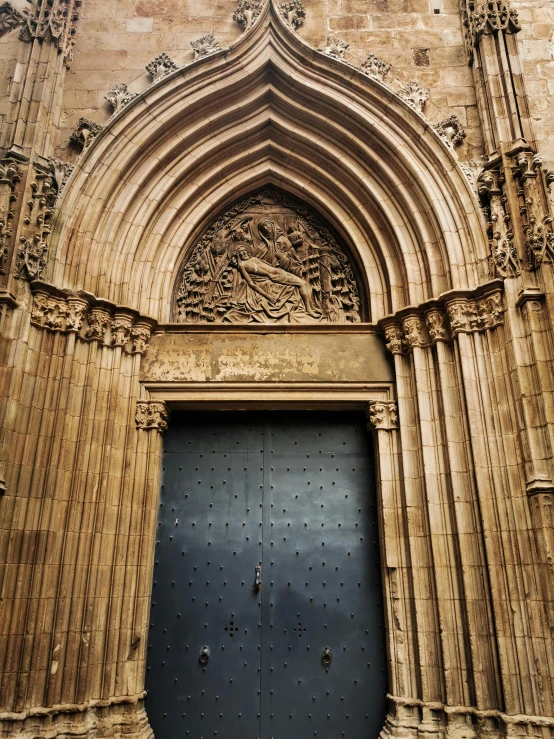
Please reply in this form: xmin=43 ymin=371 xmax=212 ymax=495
xmin=48 ymin=0 xmax=488 ymax=324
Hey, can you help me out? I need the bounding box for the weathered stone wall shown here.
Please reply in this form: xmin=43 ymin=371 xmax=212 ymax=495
xmin=513 ymin=0 xmax=554 ymax=165
xmin=56 ymin=0 xmax=484 ymax=160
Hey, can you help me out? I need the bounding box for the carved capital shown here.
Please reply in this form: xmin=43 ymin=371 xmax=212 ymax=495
xmin=384 ymin=325 xmax=404 ymax=355
xmin=402 ymin=316 xmax=427 ymax=349
xmin=111 ymin=316 xmax=133 ymax=347
xmin=366 ymin=401 xmax=398 ymax=431
xmin=131 ymin=324 xmax=152 ymax=354
xmin=136 ymin=400 xmax=170 ymax=435
xmin=446 ymin=291 xmax=504 ymax=335
xmin=85 ymin=307 xmax=111 ymax=342
xmin=66 ymin=299 xmax=88 ymax=332
xmin=425 ymin=309 xmax=448 ymax=342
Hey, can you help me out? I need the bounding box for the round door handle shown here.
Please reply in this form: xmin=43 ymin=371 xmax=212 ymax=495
xmin=199 ymin=646 xmax=210 ymax=664
xmin=321 ymin=647 xmax=332 ymax=665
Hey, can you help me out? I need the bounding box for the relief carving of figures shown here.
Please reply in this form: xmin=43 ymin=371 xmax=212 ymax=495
xmin=15 ymin=234 xmax=48 ymax=280
xmin=175 ymin=189 xmax=362 ymax=324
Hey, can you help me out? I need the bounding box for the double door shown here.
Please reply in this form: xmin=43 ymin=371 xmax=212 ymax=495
xmin=146 ymin=411 xmax=387 ymax=738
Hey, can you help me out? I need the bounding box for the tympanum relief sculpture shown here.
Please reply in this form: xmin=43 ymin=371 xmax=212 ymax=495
xmin=175 ymin=190 xmax=362 ymax=323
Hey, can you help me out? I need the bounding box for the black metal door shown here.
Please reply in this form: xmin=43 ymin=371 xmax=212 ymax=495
xmin=146 ymin=412 xmax=387 ymax=739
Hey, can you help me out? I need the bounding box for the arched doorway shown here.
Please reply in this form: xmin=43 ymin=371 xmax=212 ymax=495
xmin=146 ymin=411 xmax=388 ymax=738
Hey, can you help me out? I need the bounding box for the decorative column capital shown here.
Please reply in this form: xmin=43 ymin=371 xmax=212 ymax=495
xmin=402 ymin=315 xmax=427 ymax=349
xmin=136 ymin=400 xmax=170 ymax=435
xmin=445 ymin=290 xmax=504 ymax=335
xmin=366 ymin=401 xmax=398 ymax=431
xmin=85 ymin=306 xmax=111 ymax=342
xmin=110 ymin=316 xmax=133 ymax=347
xmin=425 ymin=309 xmax=448 ymax=342
xmin=384 ymin=324 xmax=405 ymax=355
xmin=131 ymin=324 xmax=152 ymax=354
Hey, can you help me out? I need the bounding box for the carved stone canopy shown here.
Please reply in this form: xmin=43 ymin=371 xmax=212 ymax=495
xmin=174 ymin=189 xmax=364 ymax=324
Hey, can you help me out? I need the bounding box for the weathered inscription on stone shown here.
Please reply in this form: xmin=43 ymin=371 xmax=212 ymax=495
xmin=174 ymin=189 xmax=362 ymax=323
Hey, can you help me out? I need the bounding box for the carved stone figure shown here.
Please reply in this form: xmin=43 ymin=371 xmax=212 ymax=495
xmin=175 ymin=189 xmax=362 ymax=323
xmin=16 ymin=234 xmax=48 ymax=280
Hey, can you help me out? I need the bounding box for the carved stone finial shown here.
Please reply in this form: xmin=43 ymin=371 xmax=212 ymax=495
xmin=321 ymin=36 xmax=348 ymax=59
xmin=366 ymin=401 xmax=399 ymax=431
xmin=70 ymin=117 xmax=103 ymax=151
xmin=191 ymin=33 xmax=221 ymax=59
xmin=462 ymin=0 xmax=520 ymax=61
xmin=360 ymin=54 xmax=391 ymax=82
xmin=399 ymin=80 xmax=430 ymax=113
xmin=384 ymin=325 xmax=404 ymax=355
xmin=146 ymin=53 xmax=178 ymax=82
xmin=434 ymin=115 xmax=466 ymax=147
xmin=105 ymin=83 xmax=138 ymax=116
xmin=233 ymin=0 xmax=263 ymax=28
xmin=279 ymin=0 xmax=306 ymax=29
xmin=136 ymin=400 xmax=170 ymax=435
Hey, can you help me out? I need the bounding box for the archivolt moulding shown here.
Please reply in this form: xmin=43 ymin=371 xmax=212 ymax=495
xmin=48 ymin=0 xmax=488 ymax=325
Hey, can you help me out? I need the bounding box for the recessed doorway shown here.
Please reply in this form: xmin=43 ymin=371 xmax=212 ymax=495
xmin=146 ymin=411 xmax=388 ymax=738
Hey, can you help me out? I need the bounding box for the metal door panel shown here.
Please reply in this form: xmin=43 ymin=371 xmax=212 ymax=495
xmin=266 ymin=413 xmax=387 ymax=739
xmin=146 ymin=415 xmax=263 ymax=739
xmin=146 ymin=411 xmax=387 ymax=739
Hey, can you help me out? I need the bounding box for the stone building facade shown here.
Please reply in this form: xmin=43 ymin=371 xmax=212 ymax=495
xmin=0 ymin=0 xmax=553 ymax=738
